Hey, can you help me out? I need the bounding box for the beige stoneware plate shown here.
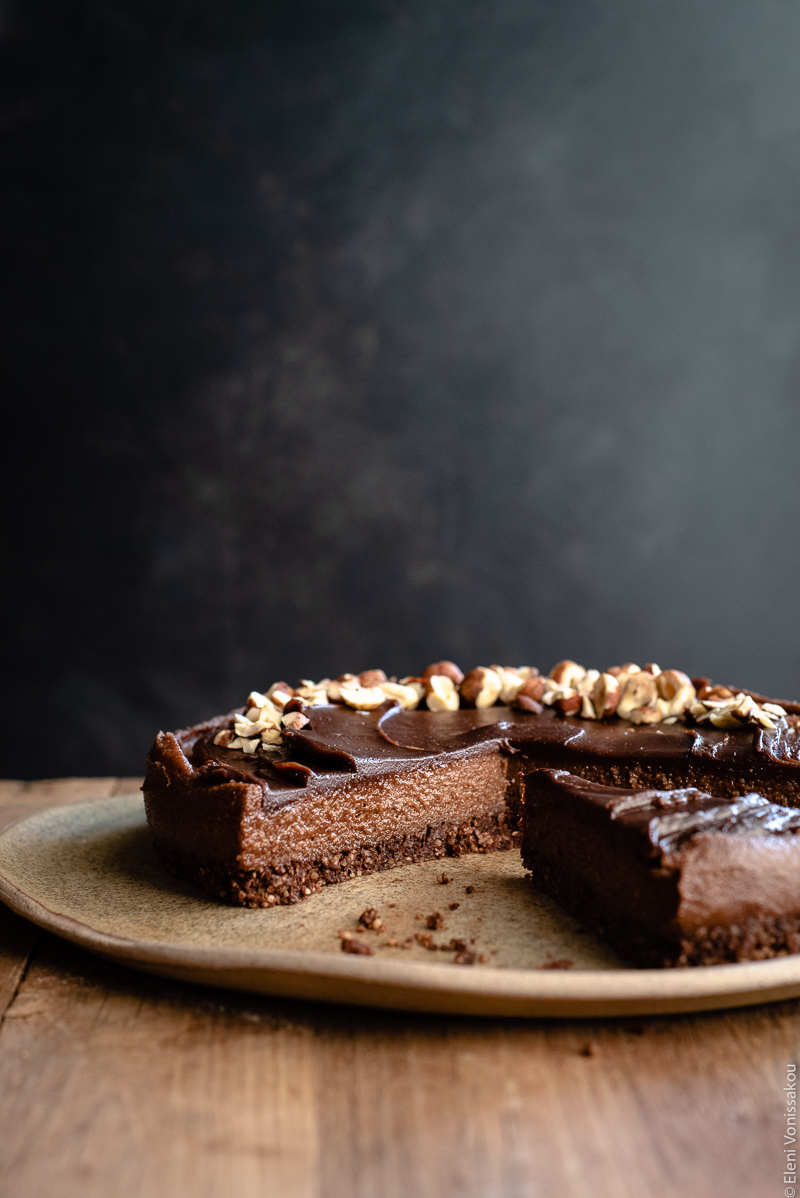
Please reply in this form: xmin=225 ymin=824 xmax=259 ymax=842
xmin=1 ymin=793 xmax=800 ymax=1017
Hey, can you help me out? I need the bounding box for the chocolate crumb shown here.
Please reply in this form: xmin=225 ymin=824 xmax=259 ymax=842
xmin=437 ymin=874 xmax=452 ymax=885
xmin=580 ymin=1041 xmax=599 ymax=1057
xmin=358 ymin=907 xmax=384 ymax=931
xmin=426 ymin=911 xmax=445 ymax=930
xmin=388 ymin=903 xmax=397 ymax=908
xmin=342 ymin=938 xmax=374 ymax=956
xmin=448 ymin=938 xmax=474 ymax=952
xmin=415 ymin=932 xmax=435 ymax=949
xmin=448 ymin=902 xmax=460 ymax=911
xmin=538 ymin=954 xmax=574 ymax=970
xmin=478 ymin=954 xmax=489 ymax=964
xmin=465 ymin=886 xmax=475 ymax=894
xmin=454 ymin=951 xmax=477 ymax=966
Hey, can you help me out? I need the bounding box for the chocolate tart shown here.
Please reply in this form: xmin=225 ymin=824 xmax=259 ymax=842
xmin=521 ymin=769 xmax=800 ymax=966
xmin=144 ymin=686 xmax=800 ymax=909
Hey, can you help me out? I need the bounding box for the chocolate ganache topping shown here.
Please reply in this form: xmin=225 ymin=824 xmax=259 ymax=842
xmin=192 ymin=696 xmax=800 ymax=795
xmin=540 ymin=771 xmax=800 ymax=854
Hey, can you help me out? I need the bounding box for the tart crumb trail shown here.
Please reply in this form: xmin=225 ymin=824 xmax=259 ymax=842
xmin=341 ymin=938 xmax=374 ymax=956
xmin=357 ymin=907 xmax=384 ymax=931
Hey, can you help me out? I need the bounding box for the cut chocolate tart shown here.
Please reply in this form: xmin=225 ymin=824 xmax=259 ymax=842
xmin=143 ymin=660 xmax=800 ymax=911
xmin=521 ymin=769 xmax=800 ymax=967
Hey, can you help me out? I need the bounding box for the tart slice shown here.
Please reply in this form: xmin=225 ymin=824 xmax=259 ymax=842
xmin=521 ymin=769 xmax=800 ymax=966
xmin=144 ymin=702 xmax=520 ymax=907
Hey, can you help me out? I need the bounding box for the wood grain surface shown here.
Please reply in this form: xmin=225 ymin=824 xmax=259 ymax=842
xmin=0 ymin=780 xmax=793 ymax=1198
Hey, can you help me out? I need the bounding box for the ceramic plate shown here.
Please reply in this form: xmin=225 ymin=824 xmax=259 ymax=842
xmin=1 ymin=793 xmax=799 ymax=1017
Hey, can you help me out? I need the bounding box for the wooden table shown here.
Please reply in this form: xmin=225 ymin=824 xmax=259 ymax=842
xmin=0 ymin=778 xmax=792 ymax=1198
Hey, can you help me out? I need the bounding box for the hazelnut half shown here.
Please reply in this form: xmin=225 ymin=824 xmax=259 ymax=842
xmin=359 ymin=669 xmax=388 ymax=687
xmin=421 ymin=661 xmax=465 ymax=686
xmin=514 ymin=676 xmax=545 ymax=712
xmin=656 ymin=669 xmax=693 ymax=701
xmin=591 ymin=673 xmax=621 ymax=719
xmin=338 ymin=685 xmax=387 ymax=711
xmin=424 ymin=674 xmax=460 ymax=711
xmin=326 ymin=675 xmax=359 ymax=702
xmin=655 ymin=670 xmax=696 ymax=717
xmin=491 ymin=666 xmax=525 ymax=704
xmin=549 ymin=660 xmax=587 ymax=689
xmin=379 ymin=681 xmax=422 ymax=710
xmin=617 ymin=671 xmax=658 ymax=719
xmin=460 ymin=667 xmax=503 ymax=708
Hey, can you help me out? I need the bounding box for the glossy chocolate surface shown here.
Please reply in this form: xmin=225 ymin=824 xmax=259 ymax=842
xmin=191 ymin=699 xmax=800 ymax=800
xmin=535 ymin=770 xmax=800 ymax=855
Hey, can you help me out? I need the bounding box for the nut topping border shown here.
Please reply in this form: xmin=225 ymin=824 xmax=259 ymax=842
xmin=212 ymin=661 xmax=788 ymax=754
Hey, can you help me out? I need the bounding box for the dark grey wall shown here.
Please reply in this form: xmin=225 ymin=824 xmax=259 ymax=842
xmin=3 ymin=0 xmax=800 ymax=777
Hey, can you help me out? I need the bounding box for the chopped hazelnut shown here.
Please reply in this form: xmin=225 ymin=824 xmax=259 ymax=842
xmin=267 ymin=683 xmax=295 ymax=710
xmin=626 ymin=704 xmax=662 ymax=725
xmin=491 ymin=666 xmax=525 ymax=704
xmin=281 ymin=711 xmax=310 ymax=731
xmin=697 ymin=684 xmax=734 ymax=701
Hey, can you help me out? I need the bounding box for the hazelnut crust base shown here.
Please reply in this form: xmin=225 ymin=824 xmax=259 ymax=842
xmin=525 ymin=855 xmax=800 ymax=968
xmin=156 ymin=811 xmax=521 ymax=907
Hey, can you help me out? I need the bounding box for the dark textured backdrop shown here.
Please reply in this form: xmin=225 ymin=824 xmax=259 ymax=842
xmin=3 ymin=0 xmax=800 ymax=777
